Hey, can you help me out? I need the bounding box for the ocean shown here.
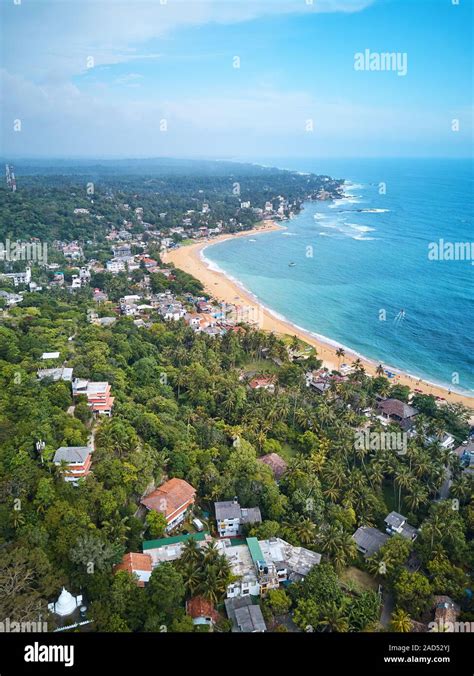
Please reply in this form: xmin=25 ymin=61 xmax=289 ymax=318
xmin=204 ymin=158 xmax=474 ymax=395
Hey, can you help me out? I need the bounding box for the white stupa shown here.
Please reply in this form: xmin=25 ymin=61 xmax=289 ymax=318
xmin=48 ymin=587 xmax=83 ymax=617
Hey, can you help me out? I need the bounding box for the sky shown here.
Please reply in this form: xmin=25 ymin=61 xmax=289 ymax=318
xmin=0 ymin=0 xmax=472 ymax=159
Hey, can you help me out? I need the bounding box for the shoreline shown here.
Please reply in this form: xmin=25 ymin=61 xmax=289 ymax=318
xmin=163 ymin=222 xmax=474 ymax=411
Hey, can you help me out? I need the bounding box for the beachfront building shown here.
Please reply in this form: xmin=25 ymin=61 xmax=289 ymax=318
xmin=119 ymin=294 xmax=142 ymax=316
xmin=305 ymin=370 xmax=331 ymax=395
xmin=92 ymin=289 xmax=108 ymax=303
xmin=424 ymin=432 xmax=456 ymax=450
xmin=454 ymin=441 xmax=474 ymax=474
xmin=157 ymin=301 xmax=186 ymax=322
xmin=377 ymin=398 xmax=419 ymax=430
xmin=214 ymin=499 xmax=262 ymax=537
xmin=141 ymin=478 xmax=196 ymax=532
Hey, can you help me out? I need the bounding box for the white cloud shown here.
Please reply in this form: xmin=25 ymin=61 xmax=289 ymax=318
xmin=3 ymin=64 xmax=469 ymax=159
xmin=5 ymin=1 xmax=467 ymax=159
xmin=2 ymin=0 xmax=375 ymax=79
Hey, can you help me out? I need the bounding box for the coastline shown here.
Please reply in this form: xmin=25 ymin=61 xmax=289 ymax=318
xmin=163 ymin=222 xmax=474 ymax=411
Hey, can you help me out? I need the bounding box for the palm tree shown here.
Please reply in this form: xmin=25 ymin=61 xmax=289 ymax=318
xmin=375 ymin=364 xmax=385 ymax=377
xmin=390 ymin=608 xmax=412 ymax=632
xmin=198 ymin=555 xmax=232 ymax=604
xmin=180 ymin=538 xmax=202 ymax=567
xmin=323 ymin=460 xmax=346 ymax=489
xmin=421 ymin=513 xmax=446 ymax=553
xmin=394 ymin=465 xmax=414 ymax=512
xmin=354 ymin=440 xmax=369 ymax=471
xmin=450 ymin=474 xmax=473 ymax=503
xmin=290 ymin=335 xmax=300 ymax=352
xmin=101 ymin=513 xmax=131 ymax=546
xmin=316 ymin=403 xmax=336 ymax=429
xmin=317 ymin=524 xmax=357 ymax=572
xmin=181 ymin=562 xmax=202 ymax=596
xmin=290 ymin=515 xmax=316 ymax=545
xmin=295 ymin=406 xmax=312 ymax=430
xmin=405 ymin=483 xmax=428 ymax=512
xmin=198 ymin=569 xmax=221 ymax=605
xmin=368 ymin=460 xmax=385 ymax=488
xmin=336 ymin=348 xmax=345 ymax=368
xmin=275 ymin=394 xmax=291 ymax=425
xmin=318 ymin=602 xmax=349 ymax=632
xmin=323 ymin=484 xmax=340 ymax=502
xmin=11 ymin=508 xmax=25 ymax=530
xmin=413 ymin=452 xmax=431 ymax=479
xmin=202 ymin=541 xmax=220 ymax=565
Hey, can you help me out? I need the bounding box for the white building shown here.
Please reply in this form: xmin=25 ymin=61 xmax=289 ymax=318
xmin=48 ymin=588 xmax=83 ymax=617
xmin=0 ymin=268 xmax=31 ymax=287
xmin=214 ymin=499 xmax=262 ymax=537
xmin=38 ymin=367 xmax=73 ymax=382
xmin=143 ymin=533 xmax=320 ymax=600
xmin=106 ymin=259 xmax=126 ymax=274
xmin=41 ymin=351 xmax=60 ymax=360
xmin=0 ymin=290 xmax=23 ymax=306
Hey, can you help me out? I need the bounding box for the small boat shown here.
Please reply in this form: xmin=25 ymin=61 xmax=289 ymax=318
xmin=288 ymin=262 xmax=296 ymax=267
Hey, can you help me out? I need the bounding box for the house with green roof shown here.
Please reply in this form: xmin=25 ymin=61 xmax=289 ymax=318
xmin=143 ymin=531 xmax=208 ymax=551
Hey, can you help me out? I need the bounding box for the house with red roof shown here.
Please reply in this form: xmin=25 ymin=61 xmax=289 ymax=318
xmin=140 ymin=478 xmax=196 ymax=532
xmin=248 ymin=375 xmax=276 ymax=392
xmin=258 ymin=453 xmax=288 ymax=481
xmin=186 ymin=596 xmax=219 ymax=627
xmin=114 ymin=552 xmax=153 ymax=587
xmin=72 ymin=378 xmax=114 ymax=416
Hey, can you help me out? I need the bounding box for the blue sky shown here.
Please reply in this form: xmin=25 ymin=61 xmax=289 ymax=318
xmin=1 ymin=0 xmax=472 ymax=159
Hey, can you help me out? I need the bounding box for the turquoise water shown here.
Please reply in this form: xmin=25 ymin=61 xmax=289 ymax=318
xmin=205 ymin=158 xmax=474 ymax=395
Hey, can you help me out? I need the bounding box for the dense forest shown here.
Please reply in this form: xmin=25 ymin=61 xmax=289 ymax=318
xmin=0 ymin=160 xmax=343 ymax=242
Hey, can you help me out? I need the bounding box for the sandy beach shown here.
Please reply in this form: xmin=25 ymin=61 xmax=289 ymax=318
xmin=163 ymin=222 xmax=474 ymax=411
